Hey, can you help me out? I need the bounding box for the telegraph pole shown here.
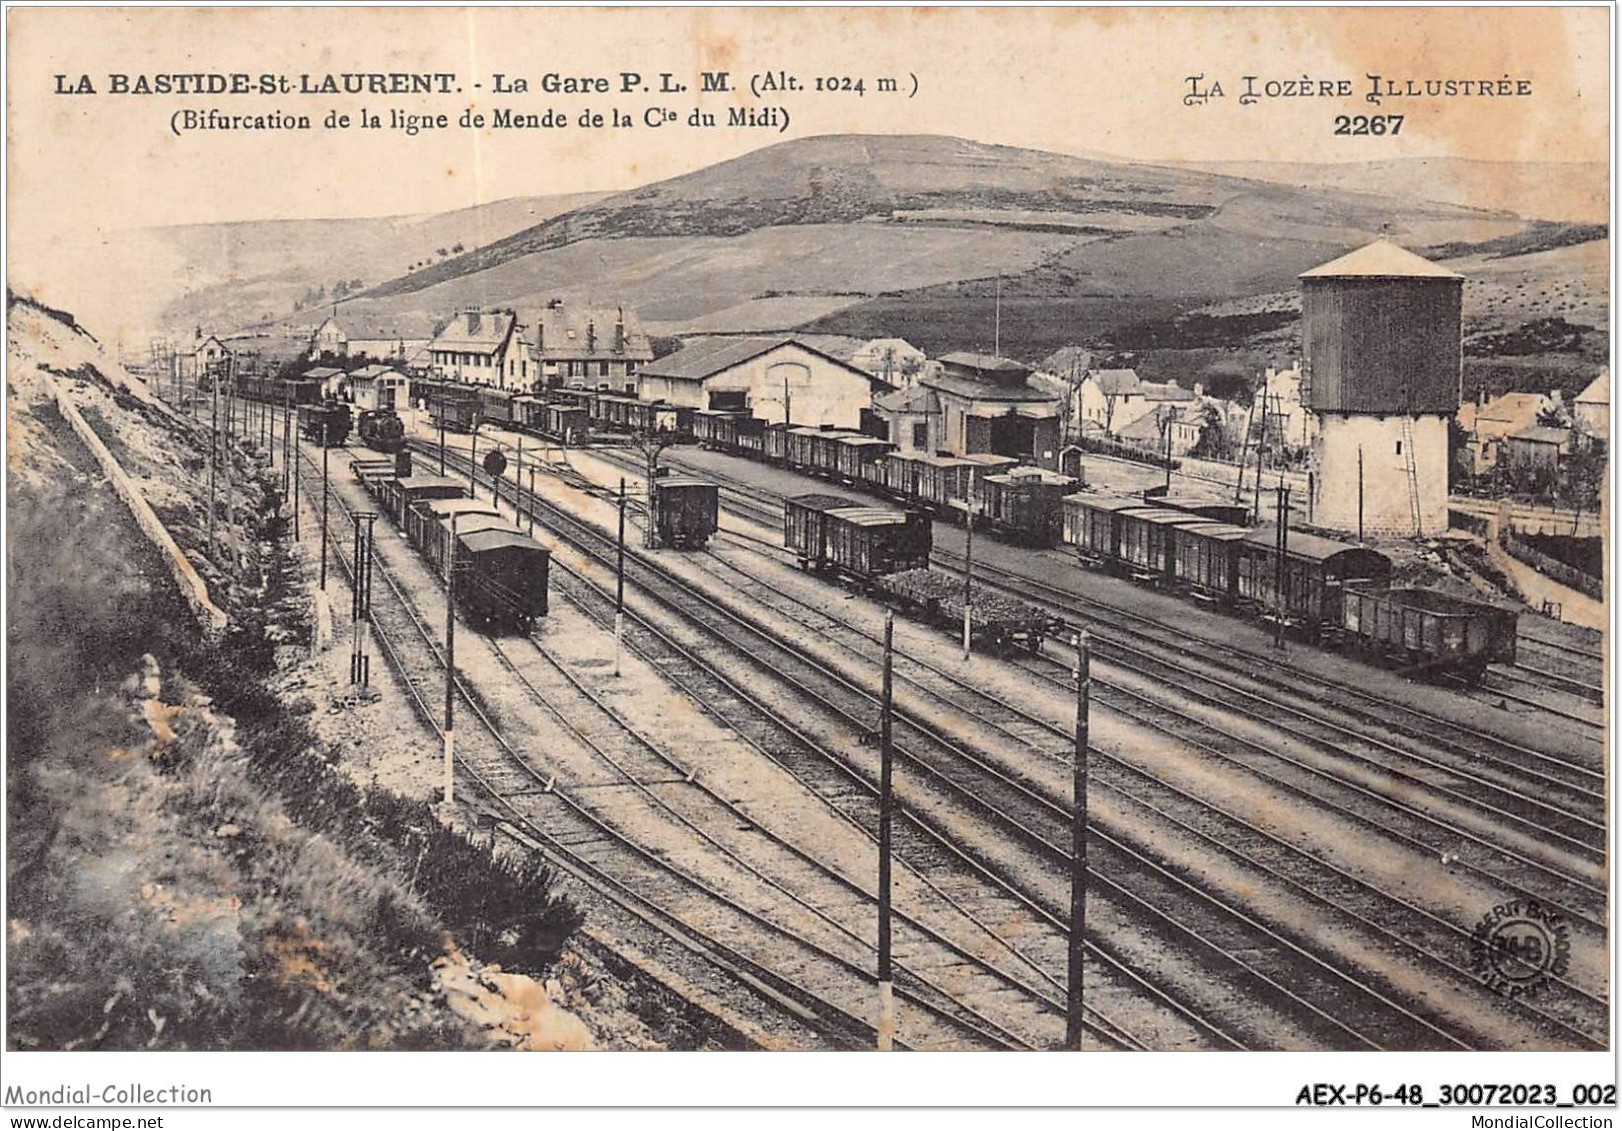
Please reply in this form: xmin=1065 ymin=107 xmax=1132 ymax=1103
xmin=1066 ymin=630 xmax=1092 ymax=1051
xmin=615 ymin=477 xmax=628 ymax=678
xmin=320 ymin=420 xmax=330 ymax=590
xmin=962 ymin=471 xmax=976 ymax=660
xmin=1274 ymin=482 xmax=1289 ymax=649
xmin=527 ymin=467 xmax=537 ymax=536
xmin=1357 ymin=446 xmax=1365 ymax=543
xmin=515 ymin=432 xmax=523 ymax=518
xmin=469 ymin=422 xmax=480 ymax=498
xmin=877 ymin=613 xmax=896 ymax=1051
xmin=350 ymin=512 xmax=376 ymax=688
xmin=443 ymin=512 xmax=459 ymax=808
xmin=207 ymin=363 xmax=218 ymax=558
xmin=438 ymin=383 xmax=447 ymax=475
xmin=292 ymin=408 xmax=302 ymax=541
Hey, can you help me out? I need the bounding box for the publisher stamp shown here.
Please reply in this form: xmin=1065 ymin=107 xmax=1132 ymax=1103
xmin=1469 ymin=900 xmax=1571 ymax=998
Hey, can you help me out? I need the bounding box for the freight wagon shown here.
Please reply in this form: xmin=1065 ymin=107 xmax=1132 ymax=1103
xmin=407 ymin=496 xmax=500 ymax=552
xmin=422 ymin=512 xmax=515 ymax=578
xmin=1341 ymin=587 xmax=1516 ymax=679
xmin=384 ymin=474 xmax=466 ymax=527
xmin=1234 ymin=529 xmax=1393 ymax=639
xmin=652 ymin=475 xmax=720 ymax=549
xmin=456 ymin=528 xmax=551 ymax=632
xmin=298 ymin=401 xmax=353 ymax=447
xmin=977 ymin=467 xmax=1077 ymax=546
xmin=478 ymin=387 xmax=517 ymax=427
xmin=875 ymin=569 xmax=1060 ymax=656
xmin=783 ymin=494 xmax=931 ymax=582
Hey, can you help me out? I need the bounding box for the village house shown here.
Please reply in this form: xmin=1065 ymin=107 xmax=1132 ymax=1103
xmin=173 ymin=329 xmax=232 ymax=382
xmin=309 ymin=315 xmax=347 ymax=358
xmin=1457 ymin=390 xmax=1555 ymax=474
xmin=905 ymin=352 xmax=1062 ymax=469
xmin=532 ymin=300 xmax=653 ymax=390
xmin=637 ymin=336 xmax=873 ymax=429
xmin=1573 ymin=370 xmax=1608 ymax=444
xmin=1073 ymin=368 xmax=1196 ymax=441
xmin=428 ymin=309 xmax=519 ymax=385
xmin=849 ymin=338 xmax=927 ymax=387
xmin=1259 ymin=363 xmax=1317 ymax=452
xmin=1503 ymin=424 xmax=1570 ymax=473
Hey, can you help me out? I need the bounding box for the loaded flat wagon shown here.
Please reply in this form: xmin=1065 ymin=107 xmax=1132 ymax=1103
xmin=652 ymin=476 xmax=720 ymax=549
xmin=387 ymin=475 xmax=466 ymax=528
xmin=979 ymin=468 xmax=1077 ymax=546
xmin=408 ymin=496 xmax=501 ymax=553
xmin=1341 ymin=587 xmax=1516 ymax=680
xmin=457 ymin=529 xmax=551 ymax=633
xmin=784 ymin=494 xmax=931 ymax=580
xmin=874 ymin=569 xmax=1060 ymax=656
xmin=1236 ymin=529 xmax=1393 ymax=638
xmin=1170 ymin=522 xmax=1251 ymax=604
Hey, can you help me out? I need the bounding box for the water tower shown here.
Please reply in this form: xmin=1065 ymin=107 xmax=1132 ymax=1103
xmin=1300 ymin=239 xmax=1463 ymax=537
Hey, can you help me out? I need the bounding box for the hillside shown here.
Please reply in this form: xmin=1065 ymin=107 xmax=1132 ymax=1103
xmin=250 ymin=133 xmax=1552 ymax=348
xmin=1166 ymin=157 xmax=1608 ymax=225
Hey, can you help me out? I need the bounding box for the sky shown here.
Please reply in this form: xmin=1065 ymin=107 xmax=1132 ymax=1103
xmin=6 ymin=5 xmax=1611 ymax=233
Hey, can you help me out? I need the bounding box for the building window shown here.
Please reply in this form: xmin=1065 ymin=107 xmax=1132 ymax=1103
xmin=1395 ymin=440 xmax=1403 ymax=455
xmin=599 ymin=361 xmax=609 ymax=378
xmin=912 ymin=421 xmax=929 ymax=449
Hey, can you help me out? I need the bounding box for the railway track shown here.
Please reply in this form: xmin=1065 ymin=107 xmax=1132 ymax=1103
xmin=294 ymin=445 xmax=1036 ymax=1051
xmin=430 ymin=439 xmax=1553 ymax=1051
xmin=690 ymin=535 xmax=1609 ymax=1048
xmin=642 ymin=452 xmax=1606 ymax=844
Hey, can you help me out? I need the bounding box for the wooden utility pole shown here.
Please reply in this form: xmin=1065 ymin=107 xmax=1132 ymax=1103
xmin=615 ymin=478 xmax=627 ymax=678
xmin=877 ymin=613 xmax=896 ymax=1050
xmin=443 ymin=512 xmax=459 ymax=808
xmin=438 ymin=383 xmax=448 ymax=475
xmin=1066 ymin=630 xmax=1091 ymax=1050
xmin=292 ymin=408 xmax=302 ymax=541
xmin=1274 ymin=483 xmax=1290 ymax=649
xmin=207 ymin=363 xmax=218 ymax=558
xmin=961 ymin=471 xmax=976 ymax=660
xmin=320 ymin=422 xmax=330 ymax=590
xmin=350 ymin=512 xmax=376 ymax=688
xmin=1357 ymin=446 xmax=1365 ymax=543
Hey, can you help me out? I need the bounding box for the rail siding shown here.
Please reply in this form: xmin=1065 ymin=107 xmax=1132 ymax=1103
xmin=45 ymin=372 xmax=229 ymax=640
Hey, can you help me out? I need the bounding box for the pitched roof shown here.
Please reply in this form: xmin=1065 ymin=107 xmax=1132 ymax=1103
xmin=1117 ymin=412 xmax=1172 ymax=442
xmin=640 ymin=336 xmax=873 ymax=383
xmin=874 ymin=385 xmax=940 ymax=414
xmin=1299 ymin=239 xmax=1462 ymax=280
xmin=1575 ymin=370 xmax=1609 ymax=406
xmin=1510 ymin=425 xmax=1570 ymax=444
xmin=939 ymin=351 xmax=1031 ymax=377
xmin=350 ymin=364 xmax=403 ymax=381
xmin=921 ymin=371 xmax=1060 ymax=405
xmin=303 ymin=366 xmax=345 ymax=380
xmin=430 ymin=310 xmax=516 ymax=354
xmin=534 ymin=303 xmax=653 ymax=362
xmin=1140 ymin=381 xmax=1194 ymax=402
xmin=1086 ymin=368 xmax=1140 ymax=395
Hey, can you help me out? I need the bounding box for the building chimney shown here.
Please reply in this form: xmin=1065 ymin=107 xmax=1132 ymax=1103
xmin=587 ymin=319 xmax=597 ymax=353
xmin=614 ymin=307 xmax=626 ymax=354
